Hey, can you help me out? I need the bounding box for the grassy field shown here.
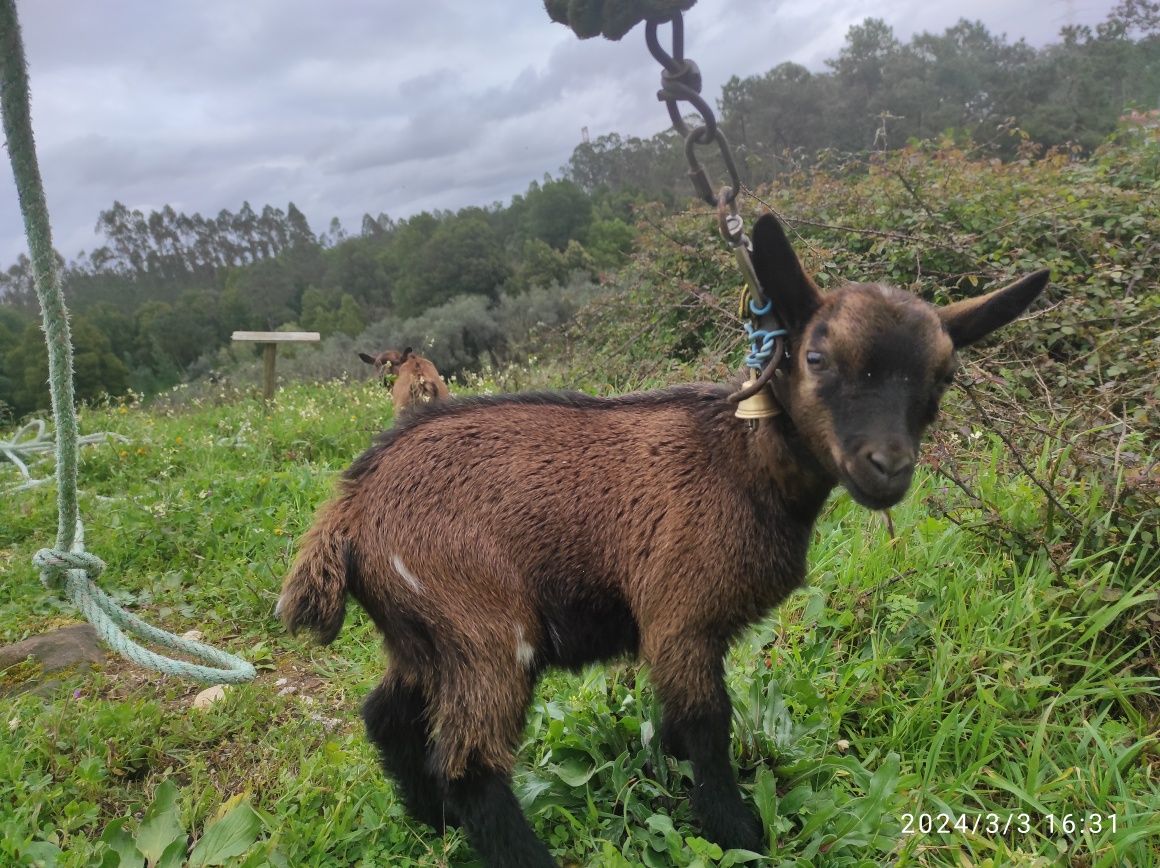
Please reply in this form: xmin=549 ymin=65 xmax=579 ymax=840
xmin=1 ymin=379 xmax=1157 ymax=867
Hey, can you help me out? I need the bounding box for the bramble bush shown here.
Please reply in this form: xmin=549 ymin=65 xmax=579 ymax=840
xmin=552 ymin=124 xmax=1159 ymax=552
xmin=536 ymin=126 xmax=1160 ymax=727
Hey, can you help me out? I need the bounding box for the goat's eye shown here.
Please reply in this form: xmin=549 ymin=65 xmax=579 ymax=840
xmin=805 ymin=351 xmax=825 ymax=367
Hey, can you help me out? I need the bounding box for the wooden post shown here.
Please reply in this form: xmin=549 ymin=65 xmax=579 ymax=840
xmin=231 ymin=331 xmax=320 ymax=402
xmin=262 ymin=343 xmax=277 ymax=401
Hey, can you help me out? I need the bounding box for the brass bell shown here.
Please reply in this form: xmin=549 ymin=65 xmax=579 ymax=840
xmin=734 ymin=380 xmax=779 ymax=420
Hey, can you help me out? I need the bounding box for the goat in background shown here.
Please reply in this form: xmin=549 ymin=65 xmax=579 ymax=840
xmin=358 ymin=347 xmax=449 ymax=414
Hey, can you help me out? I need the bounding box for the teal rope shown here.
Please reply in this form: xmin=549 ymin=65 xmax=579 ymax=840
xmin=2 ymin=419 xmax=128 ymax=491
xmin=1 ymin=420 xmax=47 ymax=486
xmin=0 ymin=1 xmax=255 ymax=684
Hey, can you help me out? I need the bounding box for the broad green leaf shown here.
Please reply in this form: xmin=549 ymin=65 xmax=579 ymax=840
xmin=719 ymin=849 xmax=765 ymax=866
xmin=552 ymin=757 xmax=606 ymax=786
xmin=188 ymin=801 xmax=263 ymax=867
xmin=752 ymin=766 xmax=779 ymax=848
xmin=157 ymin=837 xmax=187 ymax=868
xmin=20 ymin=841 xmax=62 ymax=867
xmin=136 ymin=781 xmax=185 ymax=865
xmin=99 ymin=819 xmax=142 ymax=868
xmin=684 ymin=836 xmax=723 ymax=859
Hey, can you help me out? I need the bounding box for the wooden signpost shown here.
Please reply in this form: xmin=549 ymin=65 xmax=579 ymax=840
xmin=230 ymin=331 xmax=320 ymax=401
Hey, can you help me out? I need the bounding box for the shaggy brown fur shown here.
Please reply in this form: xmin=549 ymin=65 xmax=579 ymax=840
xmin=283 ymin=214 xmax=1049 ymax=867
xmin=358 ymin=347 xmax=450 ymax=413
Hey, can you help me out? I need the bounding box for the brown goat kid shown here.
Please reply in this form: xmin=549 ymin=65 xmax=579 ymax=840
xmin=358 ymin=347 xmax=449 ymax=413
xmin=280 ymin=214 xmax=1048 ymax=867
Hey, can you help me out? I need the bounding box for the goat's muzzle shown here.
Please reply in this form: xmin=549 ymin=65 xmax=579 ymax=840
xmin=840 ymin=440 xmax=916 ymax=510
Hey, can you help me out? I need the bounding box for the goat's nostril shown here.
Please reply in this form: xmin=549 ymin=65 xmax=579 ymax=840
xmin=865 ymin=448 xmax=912 ymax=479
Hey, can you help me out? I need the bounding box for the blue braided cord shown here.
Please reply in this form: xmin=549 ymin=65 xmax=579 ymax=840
xmin=748 ymin=297 xmax=773 ymax=316
xmin=744 ymin=322 xmax=787 ymax=368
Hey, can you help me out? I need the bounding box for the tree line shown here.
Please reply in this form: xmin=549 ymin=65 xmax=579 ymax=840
xmin=0 ymin=178 xmax=635 ymax=419
xmin=567 ymin=6 xmax=1160 ymax=198
xmin=1 ymin=3 xmax=1157 ymax=420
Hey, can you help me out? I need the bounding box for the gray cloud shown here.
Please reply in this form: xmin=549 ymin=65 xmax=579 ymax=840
xmin=1 ymin=0 xmax=1115 ymax=264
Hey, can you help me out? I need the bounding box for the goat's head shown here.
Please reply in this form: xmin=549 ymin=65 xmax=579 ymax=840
xmin=750 ymin=213 xmax=1048 ymax=510
xmin=358 ymin=347 xmax=414 ymax=384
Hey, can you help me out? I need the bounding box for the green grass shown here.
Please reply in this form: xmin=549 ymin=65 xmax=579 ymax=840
xmin=1 ymin=380 xmax=1157 ymax=866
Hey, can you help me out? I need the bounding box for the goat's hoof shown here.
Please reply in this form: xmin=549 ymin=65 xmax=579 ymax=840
xmin=706 ymin=809 xmax=764 ymax=853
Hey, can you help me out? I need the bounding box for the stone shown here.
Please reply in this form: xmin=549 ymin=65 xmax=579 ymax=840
xmin=0 ymin=624 xmax=105 ymax=698
xmin=0 ymin=624 xmax=105 ymax=672
xmin=192 ymin=684 xmax=226 ymax=709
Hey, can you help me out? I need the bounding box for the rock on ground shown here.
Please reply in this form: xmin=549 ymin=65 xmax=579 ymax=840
xmin=0 ymin=624 xmax=105 ymax=672
xmin=0 ymin=624 xmax=105 ymax=697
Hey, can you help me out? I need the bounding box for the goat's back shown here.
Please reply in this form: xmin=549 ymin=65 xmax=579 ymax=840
xmin=338 ymin=386 xmax=814 ymax=662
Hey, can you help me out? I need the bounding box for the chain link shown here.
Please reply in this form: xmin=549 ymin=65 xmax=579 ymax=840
xmin=644 ymin=11 xmax=788 ymax=411
xmin=645 ymin=13 xmax=741 ymax=208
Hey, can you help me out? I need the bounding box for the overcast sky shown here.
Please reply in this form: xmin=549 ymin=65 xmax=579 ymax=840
xmin=0 ymin=0 xmax=1115 ymax=266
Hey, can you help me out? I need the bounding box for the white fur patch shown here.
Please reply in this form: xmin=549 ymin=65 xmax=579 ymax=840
xmin=515 ymin=626 xmax=535 ymax=668
xmin=274 ymin=594 xmax=285 ymax=619
xmin=391 ymin=555 xmax=423 ymax=593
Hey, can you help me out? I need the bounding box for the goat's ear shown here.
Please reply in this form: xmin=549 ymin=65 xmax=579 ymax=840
xmin=358 ymin=352 xmax=375 ymax=365
xmin=749 ymin=213 xmax=823 ymax=332
xmin=938 ymin=269 xmax=1049 ymax=348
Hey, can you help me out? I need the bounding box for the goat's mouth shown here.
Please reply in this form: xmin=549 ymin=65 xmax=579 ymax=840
xmin=839 ymin=467 xmax=914 ymax=511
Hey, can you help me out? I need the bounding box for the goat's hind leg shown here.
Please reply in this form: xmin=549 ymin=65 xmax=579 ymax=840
xmin=443 ymin=764 xmax=554 ymax=868
xmin=362 ymin=671 xmax=456 ymax=830
xmin=432 ymin=660 xmax=555 ymax=868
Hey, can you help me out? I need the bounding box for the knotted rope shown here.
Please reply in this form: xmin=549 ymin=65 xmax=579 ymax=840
xmin=742 ymin=298 xmax=787 ymax=369
xmin=545 ymin=0 xmax=695 ymax=40
xmin=0 ymin=0 xmax=255 ymax=684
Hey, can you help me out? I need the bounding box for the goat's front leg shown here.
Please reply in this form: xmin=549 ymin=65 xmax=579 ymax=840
xmin=649 ymin=639 xmax=764 ymax=853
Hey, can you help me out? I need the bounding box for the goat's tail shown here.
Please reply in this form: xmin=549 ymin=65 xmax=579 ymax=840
xmin=276 ymin=498 xmax=352 ymax=644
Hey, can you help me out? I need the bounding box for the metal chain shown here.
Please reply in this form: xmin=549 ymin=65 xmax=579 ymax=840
xmin=644 ymin=12 xmax=759 ymax=298
xmin=645 ymin=12 xmax=786 ymax=412
xmin=645 ymin=13 xmax=742 ymax=209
